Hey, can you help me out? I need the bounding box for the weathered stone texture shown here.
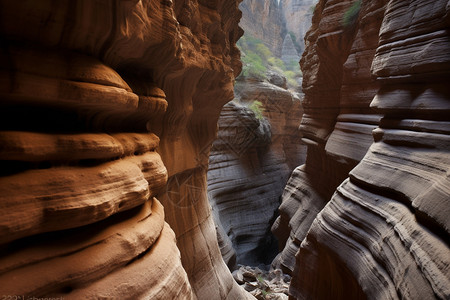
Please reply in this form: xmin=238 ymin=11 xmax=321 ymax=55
xmin=0 ymin=0 xmax=252 ymax=299
xmin=273 ymin=0 xmax=450 ymax=299
xmin=272 ymin=0 xmax=380 ymax=274
xmin=208 ymin=101 xmax=280 ymax=266
xmin=239 ymin=0 xmax=284 ymax=56
xmin=207 ymin=77 xmax=306 ymax=267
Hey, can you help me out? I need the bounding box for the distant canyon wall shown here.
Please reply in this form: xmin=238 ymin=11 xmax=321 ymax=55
xmin=272 ymin=0 xmax=450 ymax=299
xmin=240 ymin=0 xmax=317 ymax=59
xmin=0 ymin=0 xmax=253 ymax=299
xmin=239 ymin=0 xmax=284 ymax=57
xmin=280 ymin=0 xmax=317 ymax=55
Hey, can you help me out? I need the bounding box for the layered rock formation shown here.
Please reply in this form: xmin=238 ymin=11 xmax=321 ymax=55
xmin=0 ymin=43 xmax=192 ymax=299
xmin=0 ymin=0 xmax=252 ymax=299
xmin=208 ymin=76 xmax=306 ymax=267
xmin=210 ymin=0 xmax=307 ymax=266
xmin=272 ymin=0 xmax=450 ymax=299
xmin=208 ymin=101 xmax=275 ymax=267
xmin=235 ymin=77 xmax=306 ymax=172
xmin=239 ymin=0 xmax=284 ymax=57
xmin=272 ymin=0 xmax=380 ymax=274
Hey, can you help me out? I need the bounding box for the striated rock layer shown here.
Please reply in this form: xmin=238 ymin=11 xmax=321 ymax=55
xmin=272 ymin=0 xmax=450 ymax=299
xmin=0 ymin=44 xmax=190 ymax=298
xmin=0 ymin=0 xmax=253 ymax=299
xmin=272 ymin=0 xmax=384 ymax=274
xmin=208 ymin=101 xmax=274 ymax=267
xmin=208 ymin=76 xmax=306 ymax=267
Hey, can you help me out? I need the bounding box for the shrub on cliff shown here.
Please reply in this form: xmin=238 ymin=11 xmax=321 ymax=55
xmin=249 ymin=100 xmax=264 ymax=120
xmin=241 ymin=51 xmax=267 ymax=79
xmin=237 ymin=33 xmax=302 ymax=90
xmin=342 ymin=0 xmax=361 ymax=27
xmin=284 ymin=70 xmax=299 ymax=88
xmin=255 ymin=43 xmax=272 ymax=61
xmin=268 ymin=57 xmax=286 ymax=71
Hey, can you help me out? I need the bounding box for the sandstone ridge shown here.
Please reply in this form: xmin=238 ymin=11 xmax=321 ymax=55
xmin=0 ymin=0 xmax=253 ymax=299
xmin=272 ymin=0 xmax=450 ymax=299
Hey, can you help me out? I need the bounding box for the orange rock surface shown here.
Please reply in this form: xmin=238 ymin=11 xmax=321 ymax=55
xmin=0 ymin=0 xmax=252 ymax=299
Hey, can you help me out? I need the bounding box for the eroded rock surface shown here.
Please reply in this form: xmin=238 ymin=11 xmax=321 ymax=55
xmin=273 ymin=0 xmax=450 ymax=299
xmin=239 ymin=0 xmax=284 ymax=56
xmin=0 ymin=0 xmax=252 ymax=299
xmin=272 ymin=0 xmax=383 ymax=274
xmin=0 ymin=45 xmax=189 ymax=298
xmin=208 ymin=101 xmax=277 ymax=267
xmin=208 ymin=76 xmax=306 ymax=267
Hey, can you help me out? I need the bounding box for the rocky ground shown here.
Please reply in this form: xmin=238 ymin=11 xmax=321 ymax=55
xmin=233 ymin=266 xmax=290 ymax=300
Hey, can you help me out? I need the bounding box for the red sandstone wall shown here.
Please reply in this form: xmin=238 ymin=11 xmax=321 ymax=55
xmin=0 ymin=1 xmax=253 ymax=299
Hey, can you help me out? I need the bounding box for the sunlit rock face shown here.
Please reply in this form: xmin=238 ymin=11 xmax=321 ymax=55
xmin=208 ymin=76 xmax=306 ymax=267
xmin=0 ymin=1 xmax=253 ymax=299
xmin=272 ymin=0 xmax=450 ymax=299
xmin=239 ymin=0 xmax=284 ymax=56
xmin=0 ymin=41 xmax=191 ymax=300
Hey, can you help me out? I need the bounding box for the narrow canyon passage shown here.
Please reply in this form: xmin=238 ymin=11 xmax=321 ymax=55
xmin=206 ymin=2 xmax=312 ymax=297
xmin=0 ymin=1 xmax=449 ymax=300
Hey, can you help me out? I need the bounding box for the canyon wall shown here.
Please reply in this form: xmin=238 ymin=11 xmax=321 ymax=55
xmin=0 ymin=1 xmax=253 ymax=299
xmin=208 ymin=76 xmax=305 ymax=267
xmin=280 ymin=0 xmax=317 ymax=56
xmin=272 ymin=0 xmax=450 ymax=299
xmin=239 ymin=0 xmax=284 ymax=56
xmin=208 ymin=0 xmax=307 ymax=269
xmin=272 ymin=0 xmax=384 ymax=274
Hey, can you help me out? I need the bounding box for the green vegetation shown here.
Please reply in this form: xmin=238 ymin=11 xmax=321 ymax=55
xmin=267 ymin=57 xmax=285 ymax=70
xmin=249 ymin=100 xmax=264 ymax=120
xmin=342 ymin=0 xmax=361 ymax=27
xmin=238 ymin=35 xmax=268 ymax=79
xmin=241 ymin=51 xmax=267 ymax=79
xmin=284 ymin=70 xmax=298 ymax=87
xmin=237 ymin=34 xmax=302 ymax=89
xmin=256 ymin=275 xmax=264 ymax=283
xmin=284 ymin=59 xmax=301 ymax=72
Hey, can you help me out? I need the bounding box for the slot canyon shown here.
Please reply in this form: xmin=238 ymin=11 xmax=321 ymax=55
xmin=0 ymin=0 xmax=449 ymax=299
